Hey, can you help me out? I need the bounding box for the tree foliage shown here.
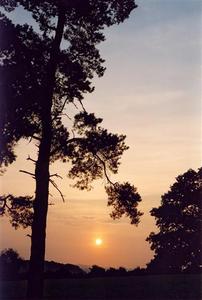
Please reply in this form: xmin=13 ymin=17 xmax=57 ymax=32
xmin=0 ymin=0 xmax=137 ymax=168
xmin=89 ymin=265 xmax=106 ymax=277
xmin=0 ymin=248 xmax=24 ymax=279
xmin=147 ymin=168 xmax=202 ymax=274
xmin=0 ymin=0 xmax=141 ymax=225
xmin=0 ymin=195 xmax=33 ymax=228
xmin=106 ymin=182 xmax=142 ymax=224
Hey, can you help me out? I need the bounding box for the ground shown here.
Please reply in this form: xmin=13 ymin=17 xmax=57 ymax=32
xmin=0 ymin=274 xmax=201 ymax=300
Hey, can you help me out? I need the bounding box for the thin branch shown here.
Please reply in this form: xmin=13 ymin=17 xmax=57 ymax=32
xmin=52 ymin=97 xmax=69 ymax=122
xmin=27 ymin=155 xmax=37 ymax=163
xmin=1 ymin=200 xmax=13 ymax=213
xmin=50 ymin=173 xmax=63 ymax=179
xmin=71 ymin=129 xmax=75 ymax=138
xmin=66 ymin=137 xmax=83 ymax=144
xmin=0 ymin=195 xmax=10 ymax=214
xmin=61 ymin=113 xmax=72 ymax=120
xmin=19 ymin=170 xmax=35 ymax=178
xmin=32 ymin=135 xmax=41 ymax=141
xmin=49 ymin=179 xmax=65 ymax=202
xmin=28 ymin=134 xmax=41 ymax=144
xmin=60 ymin=97 xmax=69 ymax=114
xmin=72 ymin=101 xmax=79 ymax=110
xmin=95 ymin=154 xmax=114 ymax=186
xmin=78 ymin=99 xmax=86 ymax=112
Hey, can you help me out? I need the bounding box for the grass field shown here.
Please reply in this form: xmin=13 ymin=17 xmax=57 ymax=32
xmin=0 ymin=274 xmax=201 ymax=300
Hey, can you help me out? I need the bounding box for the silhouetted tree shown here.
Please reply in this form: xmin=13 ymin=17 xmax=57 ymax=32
xmin=0 ymin=195 xmax=33 ymax=228
xmin=106 ymin=267 xmax=117 ymax=276
xmin=117 ymin=267 xmax=127 ymax=276
xmin=128 ymin=267 xmax=146 ymax=276
xmin=0 ymin=248 xmax=24 ymax=280
xmin=0 ymin=1 xmax=142 ymax=298
xmin=147 ymin=168 xmax=202 ymax=274
xmin=89 ymin=265 xmax=106 ymax=277
xmin=105 ymin=267 xmax=127 ymax=276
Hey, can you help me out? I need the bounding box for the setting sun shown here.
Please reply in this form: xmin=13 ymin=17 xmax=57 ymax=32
xmin=95 ymin=238 xmax=103 ymax=246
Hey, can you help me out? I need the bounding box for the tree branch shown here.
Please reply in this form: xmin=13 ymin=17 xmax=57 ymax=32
xmin=49 ymin=179 xmax=65 ymax=202
xmin=27 ymin=155 xmax=37 ymax=163
xmin=50 ymin=137 xmax=82 ymax=157
xmin=78 ymin=99 xmax=86 ymax=112
xmin=28 ymin=135 xmax=41 ymax=144
xmin=32 ymin=135 xmax=41 ymax=141
xmin=95 ymin=154 xmax=114 ymax=185
xmin=50 ymin=173 xmax=63 ymax=179
xmin=60 ymin=97 xmax=69 ymax=114
xmin=5 ymin=202 xmax=13 ymax=212
xmin=67 ymin=137 xmax=83 ymax=144
xmin=61 ymin=113 xmax=72 ymax=120
xmin=19 ymin=170 xmax=35 ymax=178
xmin=71 ymin=129 xmax=75 ymax=138
xmin=0 ymin=195 xmax=10 ymax=214
xmin=52 ymin=97 xmax=69 ymax=122
xmin=72 ymin=101 xmax=79 ymax=110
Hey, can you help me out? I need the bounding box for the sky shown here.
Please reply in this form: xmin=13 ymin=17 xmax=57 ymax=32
xmin=0 ymin=0 xmax=201 ymax=269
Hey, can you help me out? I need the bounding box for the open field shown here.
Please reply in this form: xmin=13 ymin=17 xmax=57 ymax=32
xmin=0 ymin=274 xmax=201 ymax=300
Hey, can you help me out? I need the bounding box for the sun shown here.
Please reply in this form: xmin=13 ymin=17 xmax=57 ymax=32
xmin=95 ymin=238 xmax=103 ymax=246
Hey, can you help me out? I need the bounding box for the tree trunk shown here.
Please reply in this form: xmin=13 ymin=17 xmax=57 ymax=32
xmin=27 ymin=9 xmax=66 ymax=299
xmin=27 ymin=126 xmax=51 ymax=299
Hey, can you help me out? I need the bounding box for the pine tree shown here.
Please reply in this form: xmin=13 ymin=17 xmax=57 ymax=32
xmin=0 ymin=1 xmax=142 ymax=297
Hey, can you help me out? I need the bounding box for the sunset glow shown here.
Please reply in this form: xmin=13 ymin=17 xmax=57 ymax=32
xmin=95 ymin=238 xmax=103 ymax=246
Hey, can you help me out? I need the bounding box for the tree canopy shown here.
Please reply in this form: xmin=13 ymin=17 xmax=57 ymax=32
xmin=147 ymin=168 xmax=202 ymax=274
xmin=0 ymin=0 xmax=141 ymax=225
xmin=0 ymin=0 xmax=136 ymax=168
xmin=0 ymin=248 xmax=24 ymax=279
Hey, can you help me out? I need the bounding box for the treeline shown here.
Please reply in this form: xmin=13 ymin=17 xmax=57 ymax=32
xmin=0 ymin=249 xmax=84 ymax=280
xmin=0 ymin=249 xmax=146 ymax=280
xmin=0 ymin=248 xmax=201 ymax=281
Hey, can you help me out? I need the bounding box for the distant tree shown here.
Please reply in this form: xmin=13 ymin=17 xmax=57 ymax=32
xmin=0 ymin=248 xmax=24 ymax=279
xmin=128 ymin=267 xmax=146 ymax=276
xmin=89 ymin=265 xmax=106 ymax=277
xmin=106 ymin=267 xmax=117 ymax=276
xmin=147 ymin=168 xmax=202 ymax=274
xmin=0 ymin=1 xmax=142 ymax=298
xmin=117 ymin=267 xmax=127 ymax=276
xmin=118 ymin=267 xmax=127 ymax=274
xmin=53 ymin=263 xmax=85 ymax=278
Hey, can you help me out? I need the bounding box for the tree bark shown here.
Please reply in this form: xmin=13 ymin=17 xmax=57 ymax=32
xmin=27 ymin=9 xmax=66 ymax=299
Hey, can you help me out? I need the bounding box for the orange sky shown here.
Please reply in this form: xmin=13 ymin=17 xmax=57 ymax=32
xmin=0 ymin=0 xmax=201 ymax=268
